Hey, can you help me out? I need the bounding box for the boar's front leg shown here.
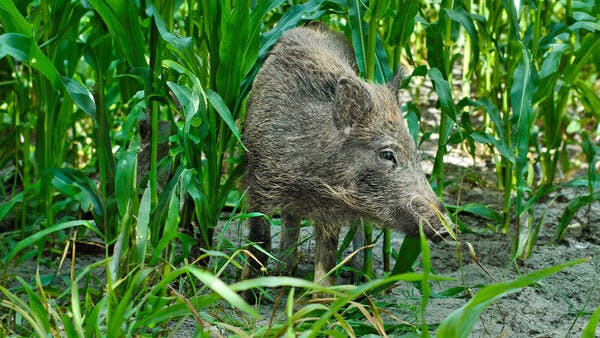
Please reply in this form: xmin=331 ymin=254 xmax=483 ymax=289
xmin=280 ymin=211 xmax=301 ymax=275
xmin=314 ymin=223 xmax=340 ymax=291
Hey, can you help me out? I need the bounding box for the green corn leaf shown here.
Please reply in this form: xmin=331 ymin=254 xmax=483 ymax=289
xmin=511 ymin=48 xmax=537 ymax=176
xmin=449 ymin=202 xmax=504 ymax=224
xmin=425 ymin=22 xmax=447 ymax=76
xmin=150 ymin=184 xmax=180 ymax=265
xmin=470 ymin=131 xmax=516 ymax=164
xmin=86 ymin=0 xmax=147 ymax=67
xmin=539 ymin=35 xmax=569 ymax=79
xmin=0 ymin=33 xmax=97 ymax=120
xmin=437 ymin=257 xmax=590 ymax=337
xmin=0 ymin=284 xmax=49 ymax=337
xmin=428 ymin=67 xmax=458 ymax=122
xmin=0 ymin=190 xmax=24 ymax=223
xmin=0 ymin=0 xmax=33 ymax=36
xmin=146 ymin=4 xmax=195 ymax=71
xmin=259 ymin=0 xmax=327 ymax=59
xmin=391 ymin=236 xmax=421 ymax=275
xmin=205 ymin=89 xmax=244 ymax=148
xmin=347 ymin=0 xmax=368 ymax=77
xmin=244 ymin=0 xmax=283 ymax=78
xmin=387 ymin=0 xmax=419 ymax=53
xmin=115 ymin=151 xmax=137 ymax=218
xmin=502 ymin=0 xmax=521 ymax=40
xmin=216 ymin=1 xmax=251 ymax=106
xmin=3 ymin=220 xmax=98 ymax=265
xmin=63 ymin=77 xmax=97 ymax=122
xmin=365 ymin=0 xmax=391 ymax=22
xmin=0 ymin=33 xmax=62 ymax=89
xmin=445 ymin=8 xmax=480 ymax=71
xmin=562 ymin=33 xmax=600 ymax=86
xmin=135 ymin=186 xmax=151 ymax=266
xmin=18 ymin=276 xmax=51 ymax=334
xmin=555 ymin=190 xmax=600 ymax=242
xmin=48 ymin=168 xmax=103 ymax=217
xmin=575 ymin=80 xmax=600 ymax=116
xmin=347 ymin=0 xmax=392 ymax=82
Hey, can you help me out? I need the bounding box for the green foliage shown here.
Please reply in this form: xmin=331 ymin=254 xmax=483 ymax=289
xmin=0 ymin=0 xmax=598 ymax=336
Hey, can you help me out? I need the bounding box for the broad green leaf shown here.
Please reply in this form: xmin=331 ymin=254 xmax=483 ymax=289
xmin=150 ymin=185 xmax=180 ymax=265
xmin=115 ymin=151 xmax=137 ymax=218
xmin=555 ymin=190 xmax=600 ymax=241
xmin=347 ymin=0 xmax=368 ymax=77
xmin=539 ymin=36 xmax=569 ymax=79
xmin=205 ymin=89 xmax=244 ymax=147
xmin=0 ymin=285 xmax=49 ymax=337
xmin=216 ymin=1 xmax=251 ymax=107
xmin=259 ymin=0 xmax=327 ymax=59
xmin=387 ymin=0 xmax=419 ymax=52
xmin=562 ymin=34 xmax=600 ymax=86
xmin=428 ymin=67 xmax=458 ymax=122
xmin=449 ymin=202 xmax=504 ymax=224
xmin=86 ymin=0 xmax=147 ymax=67
xmin=470 ymin=131 xmax=516 ymax=163
xmin=0 ymin=33 xmax=62 ymax=89
xmin=18 ymin=276 xmax=51 ymax=334
xmin=146 ymin=4 xmax=195 ymax=70
xmin=0 ymin=34 xmax=97 ymax=120
xmin=511 ymin=48 xmax=537 ymax=180
xmin=0 ymin=190 xmax=24 ymax=223
xmin=501 ymin=0 xmax=521 ymax=40
xmin=346 ymin=0 xmax=391 ymax=82
xmin=575 ymin=80 xmax=600 ymax=116
xmin=0 ymin=0 xmax=32 ymax=36
xmin=425 ymin=22 xmax=447 ymax=76
xmin=63 ymin=77 xmax=97 ymax=122
xmin=469 ymin=97 xmax=506 ymax=141
xmin=135 ymin=186 xmax=151 ymax=266
xmin=49 ymin=168 xmax=103 ymax=216
xmin=391 ymin=236 xmax=420 ymax=274
xmin=437 ymin=257 xmax=590 ymax=337
xmin=445 ymin=8 xmax=480 ymax=71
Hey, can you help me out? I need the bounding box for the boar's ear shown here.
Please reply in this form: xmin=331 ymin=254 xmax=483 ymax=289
xmin=386 ymin=67 xmax=408 ymax=104
xmin=333 ymin=77 xmax=372 ymax=135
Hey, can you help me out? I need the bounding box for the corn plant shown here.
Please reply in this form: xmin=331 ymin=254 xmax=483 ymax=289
xmin=1 ymin=0 xmax=599 ymax=336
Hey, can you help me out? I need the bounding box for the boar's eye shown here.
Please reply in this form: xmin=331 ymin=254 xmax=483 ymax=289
xmin=378 ymin=148 xmax=397 ymax=166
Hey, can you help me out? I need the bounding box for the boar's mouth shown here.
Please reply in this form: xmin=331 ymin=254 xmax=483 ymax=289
xmin=391 ymin=196 xmax=449 ymax=243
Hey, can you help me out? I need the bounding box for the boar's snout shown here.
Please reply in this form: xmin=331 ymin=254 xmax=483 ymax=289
xmin=397 ymin=193 xmax=450 ymax=243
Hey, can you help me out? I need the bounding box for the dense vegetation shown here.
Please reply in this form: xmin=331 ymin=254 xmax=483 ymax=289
xmin=0 ymin=0 xmax=598 ymax=336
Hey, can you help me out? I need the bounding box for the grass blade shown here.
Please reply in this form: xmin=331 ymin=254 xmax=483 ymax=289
xmin=582 ymin=305 xmax=600 ymax=338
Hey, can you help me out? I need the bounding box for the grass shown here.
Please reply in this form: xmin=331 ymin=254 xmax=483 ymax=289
xmin=0 ymin=0 xmax=599 ymax=336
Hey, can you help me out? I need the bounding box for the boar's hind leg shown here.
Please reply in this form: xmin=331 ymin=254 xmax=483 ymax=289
xmin=314 ymin=223 xmax=340 ymax=290
xmin=280 ymin=211 xmax=301 ymax=275
xmin=242 ymin=198 xmax=271 ymax=280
